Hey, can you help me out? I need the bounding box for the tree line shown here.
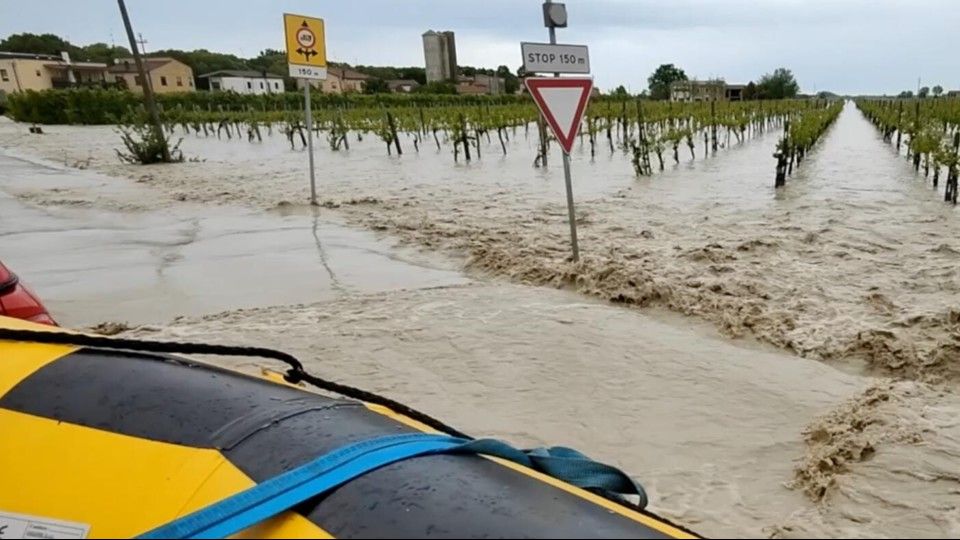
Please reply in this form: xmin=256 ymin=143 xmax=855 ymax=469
xmin=898 ymin=86 xmax=946 ymax=99
xmin=629 ymin=63 xmax=801 ymax=100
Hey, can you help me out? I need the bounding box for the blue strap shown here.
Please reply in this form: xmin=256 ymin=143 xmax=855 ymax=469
xmin=138 ymin=434 xmax=645 ymax=539
xmin=138 ymin=434 xmax=467 ymax=539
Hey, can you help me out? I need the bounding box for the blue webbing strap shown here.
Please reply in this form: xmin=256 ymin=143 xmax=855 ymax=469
xmin=137 ymin=433 xmax=646 ymax=539
xmin=138 ymin=434 xmax=467 ymax=539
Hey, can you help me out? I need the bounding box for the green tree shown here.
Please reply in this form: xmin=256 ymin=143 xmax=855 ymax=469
xmin=0 ymin=33 xmax=129 ymax=64
xmin=363 ymin=78 xmax=390 ymax=94
xmin=898 ymin=90 xmax=914 ymax=98
xmin=742 ymin=81 xmax=758 ymax=100
xmin=756 ymin=68 xmax=799 ymax=99
xmin=647 ymin=64 xmax=687 ymax=100
xmin=0 ymin=33 xmax=81 ymax=57
xmin=918 ymin=86 xmax=930 ymax=98
xmin=933 ymin=85 xmax=944 ymax=97
xmin=497 ymin=65 xmax=519 ymax=94
xmin=80 ymin=43 xmax=130 ymax=64
xmin=610 ymin=85 xmax=629 ymax=97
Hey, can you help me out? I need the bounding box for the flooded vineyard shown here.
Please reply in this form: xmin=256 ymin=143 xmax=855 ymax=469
xmin=2 ymin=101 xmax=960 ymax=538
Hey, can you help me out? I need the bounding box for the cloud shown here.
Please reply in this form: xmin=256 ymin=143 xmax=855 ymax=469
xmin=1 ymin=0 xmax=958 ymax=95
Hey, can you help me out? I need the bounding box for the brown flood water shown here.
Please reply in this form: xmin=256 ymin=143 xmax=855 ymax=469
xmin=2 ymin=104 xmax=960 ymax=538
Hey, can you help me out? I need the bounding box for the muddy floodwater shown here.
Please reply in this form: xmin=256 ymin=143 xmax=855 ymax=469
xmin=2 ymin=103 xmax=960 ymax=538
xmin=0 ymin=152 xmax=466 ymax=326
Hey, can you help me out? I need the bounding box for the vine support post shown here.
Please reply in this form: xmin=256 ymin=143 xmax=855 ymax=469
xmin=896 ymin=100 xmax=903 ymax=150
xmin=710 ymin=100 xmax=718 ymax=154
xmin=946 ymin=132 xmax=959 ymax=204
xmin=387 ymin=111 xmax=402 ymax=155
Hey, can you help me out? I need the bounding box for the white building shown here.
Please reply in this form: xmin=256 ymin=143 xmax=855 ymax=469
xmin=199 ymin=70 xmax=284 ymax=94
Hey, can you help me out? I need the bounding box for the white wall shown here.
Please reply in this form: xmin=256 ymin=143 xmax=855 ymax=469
xmin=210 ymin=76 xmax=283 ymax=95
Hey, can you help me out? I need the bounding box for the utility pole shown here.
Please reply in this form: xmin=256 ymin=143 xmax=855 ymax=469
xmin=117 ymin=0 xmax=170 ymax=161
xmin=135 ymin=33 xmax=155 ymax=94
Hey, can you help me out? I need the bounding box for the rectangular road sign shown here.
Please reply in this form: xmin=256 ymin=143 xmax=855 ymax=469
xmin=284 ymin=13 xmax=327 ymax=80
xmin=521 ymin=42 xmax=590 ymax=74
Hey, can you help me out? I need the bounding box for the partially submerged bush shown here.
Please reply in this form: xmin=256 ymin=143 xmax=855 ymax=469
xmin=115 ymin=117 xmax=183 ymax=164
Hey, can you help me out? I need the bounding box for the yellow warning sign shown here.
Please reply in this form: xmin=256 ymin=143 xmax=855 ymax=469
xmin=284 ymin=13 xmax=327 ymax=80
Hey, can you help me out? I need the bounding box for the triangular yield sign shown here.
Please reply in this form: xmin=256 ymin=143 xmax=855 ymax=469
xmin=525 ymin=77 xmax=593 ymax=155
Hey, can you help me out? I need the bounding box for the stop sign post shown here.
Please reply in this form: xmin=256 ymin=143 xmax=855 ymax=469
xmin=524 ymin=0 xmax=591 ymax=262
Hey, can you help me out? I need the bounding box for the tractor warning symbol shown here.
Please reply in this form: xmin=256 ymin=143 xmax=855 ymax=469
xmin=296 ymin=22 xmax=317 ymax=60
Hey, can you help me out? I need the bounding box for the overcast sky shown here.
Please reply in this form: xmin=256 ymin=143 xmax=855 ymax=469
xmin=2 ymin=0 xmax=957 ymax=95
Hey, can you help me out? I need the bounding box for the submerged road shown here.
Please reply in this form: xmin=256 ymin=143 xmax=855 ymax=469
xmin=0 ymin=151 xmax=467 ymax=326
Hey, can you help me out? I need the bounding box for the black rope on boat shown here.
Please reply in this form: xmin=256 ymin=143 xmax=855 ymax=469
xmin=0 ymin=327 xmax=706 ymax=534
xmin=0 ymin=327 xmax=471 ymax=440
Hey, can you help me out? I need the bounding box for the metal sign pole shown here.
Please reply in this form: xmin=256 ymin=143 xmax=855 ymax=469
xmin=561 ymin=152 xmax=579 ymax=261
xmin=285 ymin=13 xmax=326 ymax=207
xmin=546 ymin=0 xmax=580 ymax=262
xmin=304 ymin=82 xmax=317 ymax=206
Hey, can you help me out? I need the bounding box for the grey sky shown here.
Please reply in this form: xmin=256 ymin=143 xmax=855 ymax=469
xmin=2 ymin=0 xmax=957 ymax=94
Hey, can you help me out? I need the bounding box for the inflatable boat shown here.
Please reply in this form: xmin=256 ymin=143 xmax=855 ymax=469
xmin=0 ymin=316 xmax=697 ymax=539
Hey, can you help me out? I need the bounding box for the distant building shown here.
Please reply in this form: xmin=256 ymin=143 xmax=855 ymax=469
xmin=948 ymin=90 xmax=960 ymax=98
xmin=108 ymin=57 xmax=195 ymax=94
xmin=298 ymin=67 xmax=372 ymax=94
xmin=200 ymin=70 xmax=284 ymax=94
xmin=422 ymin=30 xmax=457 ymax=83
xmin=456 ymin=73 xmax=505 ymax=95
xmin=387 ymin=79 xmax=420 ymax=93
xmin=670 ymin=79 xmax=737 ymax=102
xmin=0 ymin=51 xmax=108 ymax=93
xmin=725 ymin=84 xmax=746 ymax=101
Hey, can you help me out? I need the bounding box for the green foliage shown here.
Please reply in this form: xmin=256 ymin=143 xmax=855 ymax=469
xmin=115 ymin=116 xmax=182 ymax=164
xmin=0 ymin=33 xmax=129 ymax=63
xmin=610 ymin=85 xmax=630 ymax=97
xmin=757 ymin=68 xmax=799 ymax=99
xmin=647 ymin=64 xmax=688 ymax=100
xmin=919 ymin=86 xmax=930 ymax=99
xmin=6 ymin=87 xmax=533 ymax=124
xmin=77 ymin=42 xmax=131 ymax=64
xmin=777 ymin=101 xmax=843 ymax=156
xmin=414 ymin=82 xmax=458 ymax=95
xmin=857 ymin=97 xmax=960 ymax=169
xmin=0 ymin=32 xmax=79 ymax=56
xmin=743 ymin=82 xmax=759 ymax=100
xmin=6 ymin=88 xmax=139 ymax=124
xmin=363 ymin=78 xmax=391 ymax=94
xmin=497 ymin=65 xmax=520 ymax=94
xmin=899 ymin=90 xmax=914 ymax=98
xmin=933 ymin=85 xmax=944 ymax=97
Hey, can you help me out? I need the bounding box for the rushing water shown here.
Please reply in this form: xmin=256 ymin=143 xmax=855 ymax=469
xmin=1 ymin=105 xmax=959 ymax=538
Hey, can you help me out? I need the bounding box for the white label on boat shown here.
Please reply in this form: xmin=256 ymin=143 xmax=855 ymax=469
xmin=0 ymin=511 xmax=90 ymax=539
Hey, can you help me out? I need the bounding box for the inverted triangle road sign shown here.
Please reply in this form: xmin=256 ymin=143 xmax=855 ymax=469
xmin=525 ymin=77 xmax=593 ymax=155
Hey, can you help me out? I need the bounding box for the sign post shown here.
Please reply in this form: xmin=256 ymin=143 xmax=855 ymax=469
xmin=284 ymin=13 xmax=327 ymax=206
xmin=523 ymin=1 xmax=590 ymax=262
